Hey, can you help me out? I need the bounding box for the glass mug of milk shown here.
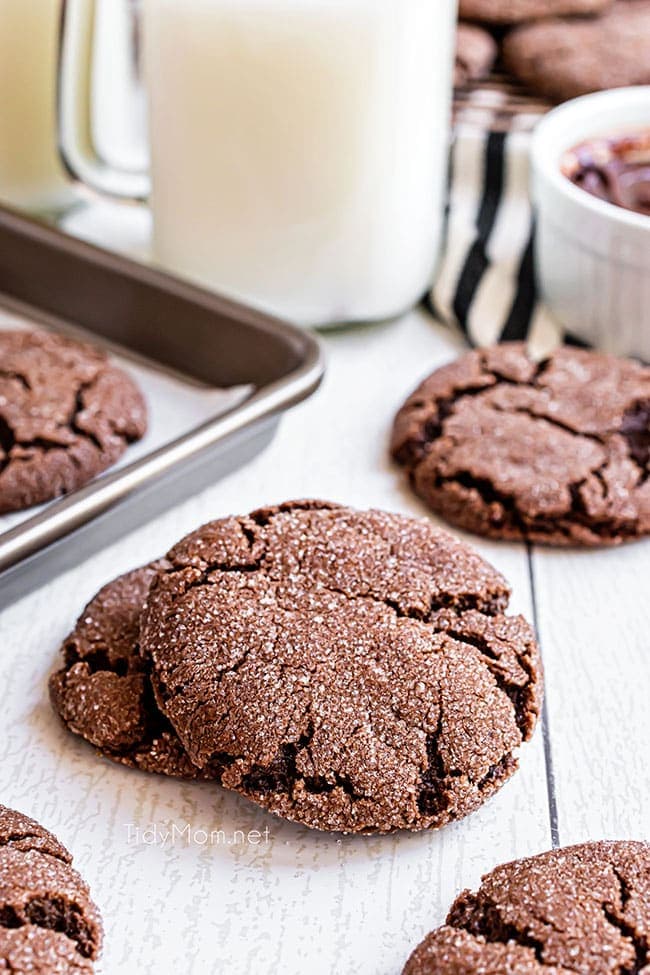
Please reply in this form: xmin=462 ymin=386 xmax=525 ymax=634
xmin=60 ymin=0 xmax=457 ymax=326
xmin=0 ymin=0 xmax=76 ymax=212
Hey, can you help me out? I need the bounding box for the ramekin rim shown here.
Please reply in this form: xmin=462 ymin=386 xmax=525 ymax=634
xmin=530 ymin=86 xmax=650 ymax=234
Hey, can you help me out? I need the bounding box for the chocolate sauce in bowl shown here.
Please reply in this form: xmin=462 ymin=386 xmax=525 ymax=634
xmin=561 ymin=130 xmax=650 ymax=217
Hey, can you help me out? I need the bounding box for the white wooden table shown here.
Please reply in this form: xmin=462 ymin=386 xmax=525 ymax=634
xmin=0 ymin=212 xmax=648 ymax=974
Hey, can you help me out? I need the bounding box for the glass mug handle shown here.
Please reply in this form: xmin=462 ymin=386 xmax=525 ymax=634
xmin=58 ymin=0 xmax=150 ymax=201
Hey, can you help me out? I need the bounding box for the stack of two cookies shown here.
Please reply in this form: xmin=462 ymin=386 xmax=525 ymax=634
xmin=50 ymin=499 xmax=543 ymax=835
xmin=456 ymin=0 xmax=650 ymax=103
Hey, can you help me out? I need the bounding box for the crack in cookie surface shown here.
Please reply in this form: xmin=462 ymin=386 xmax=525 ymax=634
xmin=392 ymin=344 xmax=650 ymax=546
xmin=139 ymin=501 xmax=542 ymax=833
xmin=0 ymin=809 xmax=71 ymax=869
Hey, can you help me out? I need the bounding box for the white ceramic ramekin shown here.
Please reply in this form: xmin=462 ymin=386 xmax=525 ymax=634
xmin=531 ymin=86 xmax=650 ymax=360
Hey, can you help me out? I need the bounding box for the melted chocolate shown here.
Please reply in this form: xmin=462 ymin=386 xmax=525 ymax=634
xmin=562 ymin=131 xmax=650 ymax=216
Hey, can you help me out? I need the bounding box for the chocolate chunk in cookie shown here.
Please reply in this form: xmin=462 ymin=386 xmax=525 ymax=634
xmin=0 ymin=329 xmax=147 ymax=513
xmin=403 ymin=840 xmax=650 ymax=974
xmin=392 ymin=344 xmax=650 ymax=546
xmin=503 ymin=0 xmax=650 ymax=102
xmin=49 ymin=562 xmax=215 ymax=779
xmin=0 ymin=806 xmax=102 ymax=971
xmin=137 ymin=500 xmax=541 ymax=833
xmin=455 ymin=24 xmax=498 ymax=88
xmin=459 ymin=0 xmax=611 ymax=24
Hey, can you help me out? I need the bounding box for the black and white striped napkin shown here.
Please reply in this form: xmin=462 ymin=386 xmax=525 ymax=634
xmin=427 ymin=125 xmax=565 ymax=355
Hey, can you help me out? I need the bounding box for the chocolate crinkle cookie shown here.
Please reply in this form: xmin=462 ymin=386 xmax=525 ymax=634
xmin=0 ymin=329 xmax=147 ymax=513
xmin=49 ymin=561 xmax=216 ymax=780
xmin=502 ymin=0 xmax=650 ymax=102
xmin=144 ymin=498 xmax=541 ymax=835
xmin=0 ymin=805 xmax=102 ymax=974
xmin=392 ymin=344 xmax=650 ymax=547
xmin=458 ymin=0 xmax=611 ymax=24
xmin=403 ymin=840 xmax=650 ymax=974
xmin=455 ymin=24 xmax=498 ymax=88
xmin=52 ymin=500 xmax=542 ymax=834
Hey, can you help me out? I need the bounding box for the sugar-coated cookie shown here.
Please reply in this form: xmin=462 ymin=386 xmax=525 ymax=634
xmin=0 ymin=330 xmax=146 ymax=513
xmin=392 ymin=344 xmax=650 ymax=546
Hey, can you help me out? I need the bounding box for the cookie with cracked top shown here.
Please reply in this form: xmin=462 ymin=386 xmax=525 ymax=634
xmin=0 ymin=805 xmax=102 ymax=972
xmin=392 ymin=344 xmax=650 ymax=547
xmin=0 ymin=927 xmax=94 ymax=974
xmin=50 ymin=501 xmax=542 ymax=832
xmin=131 ymin=499 xmax=542 ymax=833
xmin=503 ymin=1 xmax=650 ymax=102
xmin=455 ymin=24 xmax=498 ymax=88
xmin=49 ymin=561 xmax=217 ymax=778
xmin=403 ymin=840 xmax=650 ymax=973
xmin=0 ymin=329 xmax=147 ymax=513
xmin=459 ymin=0 xmax=611 ymax=23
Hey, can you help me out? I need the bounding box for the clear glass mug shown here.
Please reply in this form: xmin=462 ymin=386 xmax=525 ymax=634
xmin=60 ymin=0 xmax=458 ymax=327
xmin=0 ymin=0 xmax=142 ymax=214
xmin=0 ymin=0 xmax=75 ymax=213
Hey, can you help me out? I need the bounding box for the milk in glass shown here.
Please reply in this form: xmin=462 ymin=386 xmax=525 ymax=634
xmin=144 ymin=0 xmax=456 ymax=325
xmin=0 ymin=0 xmax=73 ymax=210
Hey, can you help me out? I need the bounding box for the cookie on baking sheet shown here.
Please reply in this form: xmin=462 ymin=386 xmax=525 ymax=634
xmin=392 ymin=344 xmax=650 ymax=547
xmin=503 ymin=0 xmax=650 ymax=102
xmin=403 ymin=840 xmax=650 ymax=974
xmin=455 ymin=24 xmax=498 ymax=88
xmin=49 ymin=561 xmax=217 ymax=779
xmin=0 ymin=329 xmax=147 ymax=513
xmin=459 ymin=0 xmax=611 ymax=23
xmin=0 ymin=805 xmax=102 ymax=973
xmin=135 ymin=499 xmax=541 ymax=834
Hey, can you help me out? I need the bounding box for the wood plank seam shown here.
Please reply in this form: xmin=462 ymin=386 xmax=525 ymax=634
xmin=528 ymin=546 xmax=561 ymax=849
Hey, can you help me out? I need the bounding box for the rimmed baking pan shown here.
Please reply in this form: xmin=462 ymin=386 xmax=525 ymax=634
xmin=0 ymin=205 xmax=325 ymax=593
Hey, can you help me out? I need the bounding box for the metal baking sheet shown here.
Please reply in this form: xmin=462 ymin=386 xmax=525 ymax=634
xmin=0 ymin=205 xmax=324 ymax=587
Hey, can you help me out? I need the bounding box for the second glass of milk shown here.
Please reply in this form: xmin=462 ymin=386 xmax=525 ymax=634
xmin=144 ymin=0 xmax=457 ymax=327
